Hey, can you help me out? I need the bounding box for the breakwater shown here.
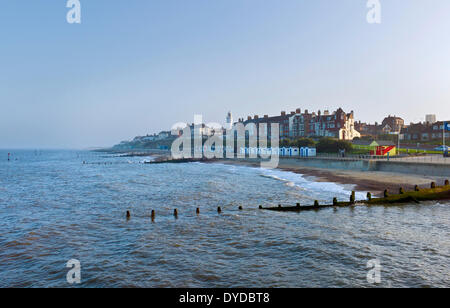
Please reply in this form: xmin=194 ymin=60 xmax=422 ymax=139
xmin=264 ymin=180 xmax=450 ymax=212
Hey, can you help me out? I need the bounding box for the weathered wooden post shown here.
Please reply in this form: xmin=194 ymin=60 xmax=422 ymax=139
xmin=350 ymin=191 xmax=356 ymax=204
xmin=174 ymin=209 xmax=178 ymax=217
xmin=151 ymin=210 xmax=155 ymax=220
xmin=333 ymin=197 xmax=338 ymax=206
xmin=217 ymin=207 xmax=222 ymax=214
xmin=367 ymin=192 xmax=372 ymax=201
xmin=126 ymin=211 xmax=131 ymax=219
xmin=196 ymin=208 xmax=200 ymax=215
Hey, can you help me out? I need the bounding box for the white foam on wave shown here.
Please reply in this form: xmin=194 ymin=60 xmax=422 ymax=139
xmin=259 ymin=168 xmax=367 ymax=201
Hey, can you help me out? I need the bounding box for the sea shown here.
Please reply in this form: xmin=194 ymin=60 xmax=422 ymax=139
xmin=0 ymin=150 xmax=448 ymax=287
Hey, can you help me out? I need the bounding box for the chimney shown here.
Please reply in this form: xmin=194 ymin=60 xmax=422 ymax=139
xmin=296 ymin=108 xmax=301 ymax=114
xmin=281 ymin=111 xmax=286 ymax=116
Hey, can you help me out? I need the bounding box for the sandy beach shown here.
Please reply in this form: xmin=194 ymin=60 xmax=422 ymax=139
xmin=214 ymin=158 xmax=446 ymax=197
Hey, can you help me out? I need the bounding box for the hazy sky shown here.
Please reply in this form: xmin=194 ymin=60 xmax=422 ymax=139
xmin=1 ymin=0 xmax=450 ymax=149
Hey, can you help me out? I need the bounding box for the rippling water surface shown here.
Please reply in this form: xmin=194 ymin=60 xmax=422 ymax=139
xmin=0 ymin=150 xmax=449 ymax=287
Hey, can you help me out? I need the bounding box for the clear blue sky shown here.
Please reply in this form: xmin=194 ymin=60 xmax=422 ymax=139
xmin=1 ymin=0 xmax=450 ymax=148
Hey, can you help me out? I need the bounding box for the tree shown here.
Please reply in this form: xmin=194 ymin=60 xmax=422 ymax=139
xmin=280 ymin=138 xmax=292 ymax=147
xmin=317 ymin=137 xmax=352 ymax=153
xmin=293 ymin=138 xmax=316 ymax=148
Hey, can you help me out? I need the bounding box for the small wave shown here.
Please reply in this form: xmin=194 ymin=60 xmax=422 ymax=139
xmin=259 ymin=168 xmax=367 ymax=199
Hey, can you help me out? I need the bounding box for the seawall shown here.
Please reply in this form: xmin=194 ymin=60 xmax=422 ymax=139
xmin=284 ymin=158 xmax=450 ymax=177
xmin=235 ymin=157 xmax=450 ymax=177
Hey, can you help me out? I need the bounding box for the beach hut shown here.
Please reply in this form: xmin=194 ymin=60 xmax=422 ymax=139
xmin=289 ymin=147 xmax=299 ymax=157
xmin=271 ymin=147 xmax=280 ymax=156
xmin=369 ymin=141 xmax=396 ymax=156
xmin=225 ymin=146 xmax=234 ymax=156
xmin=300 ymin=147 xmax=317 ymax=157
xmin=300 ymin=147 xmax=306 ymax=157
xmin=308 ymin=148 xmax=317 ymax=157
xmin=240 ymin=147 xmax=248 ymax=156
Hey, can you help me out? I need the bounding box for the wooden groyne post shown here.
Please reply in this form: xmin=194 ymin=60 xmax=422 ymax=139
xmin=350 ymin=191 xmax=356 ymax=204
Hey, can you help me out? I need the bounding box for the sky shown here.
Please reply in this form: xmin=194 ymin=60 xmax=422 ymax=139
xmin=1 ymin=0 xmax=450 ymax=149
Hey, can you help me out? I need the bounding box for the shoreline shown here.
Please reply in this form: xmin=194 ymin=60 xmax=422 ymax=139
xmin=101 ymin=149 xmax=447 ymax=198
xmin=212 ymin=159 xmax=446 ymax=197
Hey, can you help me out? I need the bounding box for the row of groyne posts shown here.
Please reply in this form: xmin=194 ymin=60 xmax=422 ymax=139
xmin=126 ymin=206 xmax=243 ymax=221
xmin=125 ymin=180 xmax=450 ymax=219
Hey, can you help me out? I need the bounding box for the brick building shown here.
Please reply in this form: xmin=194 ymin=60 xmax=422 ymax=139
xmin=401 ymin=121 xmax=450 ymax=142
xmin=382 ymin=115 xmax=405 ymax=133
xmin=241 ymin=108 xmax=360 ymax=140
xmin=355 ymin=115 xmax=405 ymax=137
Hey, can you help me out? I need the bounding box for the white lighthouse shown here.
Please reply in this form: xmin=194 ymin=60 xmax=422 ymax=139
xmin=226 ymin=111 xmax=233 ymax=130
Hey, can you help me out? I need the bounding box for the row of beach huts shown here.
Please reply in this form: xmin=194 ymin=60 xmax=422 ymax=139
xmin=239 ymin=147 xmax=317 ymax=157
xmin=191 ymin=146 xmax=317 ymax=157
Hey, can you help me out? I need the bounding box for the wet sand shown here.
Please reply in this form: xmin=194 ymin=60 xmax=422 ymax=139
xmin=214 ymin=159 xmax=446 ymax=197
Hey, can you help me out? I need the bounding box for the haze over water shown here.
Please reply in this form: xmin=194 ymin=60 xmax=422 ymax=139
xmin=0 ymin=150 xmax=448 ymax=287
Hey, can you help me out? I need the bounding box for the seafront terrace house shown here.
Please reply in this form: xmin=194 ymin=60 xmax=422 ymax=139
xmin=240 ymin=108 xmax=360 ymax=141
xmin=401 ymin=121 xmax=450 ymax=142
xmin=382 ymin=115 xmax=405 ymax=133
xmin=355 ymin=115 xmax=405 ymax=138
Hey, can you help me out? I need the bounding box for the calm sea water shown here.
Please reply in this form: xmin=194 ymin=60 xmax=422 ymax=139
xmin=0 ymin=150 xmax=448 ymax=288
